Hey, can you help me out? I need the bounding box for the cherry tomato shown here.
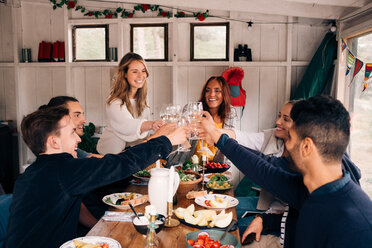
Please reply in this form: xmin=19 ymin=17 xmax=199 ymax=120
xmin=102 ymin=244 xmax=109 ymax=248
xmin=195 ymin=239 xmax=204 ymax=246
xmin=187 ymin=240 xmax=194 ymax=246
xmin=212 ymin=241 xmax=221 ymax=248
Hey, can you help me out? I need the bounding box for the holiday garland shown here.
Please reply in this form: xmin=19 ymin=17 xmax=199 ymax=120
xmin=49 ymin=1 xmax=209 ymax=20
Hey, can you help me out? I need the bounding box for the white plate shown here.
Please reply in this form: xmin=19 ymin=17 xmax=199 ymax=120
xmin=195 ymin=194 xmax=239 ymax=210
xmin=60 ymin=236 xmax=121 ymax=248
xmin=203 ymin=173 xmax=232 ymax=183
xmin=102 ymin=192 xmax=145 ymax=210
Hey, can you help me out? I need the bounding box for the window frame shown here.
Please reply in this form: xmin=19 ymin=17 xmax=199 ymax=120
xmin=72 ymin=25 xmax=109 ymax=62
xmin=130 ymin=23 xmax=169 ymax=62
xmin=190 ymin=22 xmax=230 ymax=61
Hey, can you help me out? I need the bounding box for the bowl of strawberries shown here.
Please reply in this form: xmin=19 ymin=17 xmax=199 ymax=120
xmin=204 ymin=162 xmax=230 ymax=173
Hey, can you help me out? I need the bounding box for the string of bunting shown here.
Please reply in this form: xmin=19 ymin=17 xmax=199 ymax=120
xmin=342 ymin=38 xmax=372 ymax=92
xmin=49 ymin=0 xmax=209 ymax=21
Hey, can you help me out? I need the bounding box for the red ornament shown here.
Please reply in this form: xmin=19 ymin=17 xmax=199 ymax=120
xmin=88 ymin=12 xmax=93 ymax=16
xmin=180 ymin=12 xmax=185 ymax=16
xmin=128 ymin=13 xmax=133 ymax=18
xmin=160 ymin=11 xmax=167 ymax=17
xmin=67 ymin=1 xmax=75 ymax=9
xmin=141 ymin=4 xmax=149 ymax=11
xmin=197 ymin=14 xmax=205 ymax=21
xmin=105 ymin=13 xmax=113 ymax=18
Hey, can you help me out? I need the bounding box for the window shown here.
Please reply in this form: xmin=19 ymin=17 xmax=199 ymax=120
xmin=191 ymin=23 xmax=229 ymax=61
xmin=348 ymin=31 xmax=372 ymax=198
xmin=130 ymin=24 xmax=168 ymax=61
xmin=72 ymin=25 xmax=109 ymax=61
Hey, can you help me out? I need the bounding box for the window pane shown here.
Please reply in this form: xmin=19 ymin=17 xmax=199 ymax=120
xmin=194 ymin=25 xmax=227 ymax=60
xmin=133 ymin=26 xmax=165 ymax=60
xmin=75 ymin=27 xmax=106 ymax=60
xmin=349 ymin=32 xmax=372 ymax=198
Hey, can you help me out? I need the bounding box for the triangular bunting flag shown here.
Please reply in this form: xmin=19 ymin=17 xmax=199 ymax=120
xmin=363 ymin=63 xmax=372 ymax=92
xmin=364 ymin=63 xmax=372 ymax=81
xmin=349 ymin=58 xmax=364 ymax=86
xmin=346 ymin=50 xmax=355 ymax=76
xmin=341 ymin=39 xmax=347 ymax=52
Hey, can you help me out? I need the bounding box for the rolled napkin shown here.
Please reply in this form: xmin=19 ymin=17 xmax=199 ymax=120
xmin=102 ymin=211 xmax=135 ymax=222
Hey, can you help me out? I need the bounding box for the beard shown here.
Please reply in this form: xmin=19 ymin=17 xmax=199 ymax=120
xmin=287 ymin=155 xmax=301 ymax=173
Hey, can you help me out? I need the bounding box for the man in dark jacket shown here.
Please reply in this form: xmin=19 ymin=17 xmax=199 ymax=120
xmin=5 ymin=106 xmax=187 ymax=248
xmin=200 ymin=95 xmax=372 ymax=248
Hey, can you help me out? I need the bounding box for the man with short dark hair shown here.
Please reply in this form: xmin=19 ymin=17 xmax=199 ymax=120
xmin=200 ymin=95 xmax=372 ymax=247
xmin=6 ymin=106 xmax=187 ymax=248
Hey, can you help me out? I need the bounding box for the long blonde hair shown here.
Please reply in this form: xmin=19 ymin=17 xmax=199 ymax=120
xmin=107 ymin=52 xmax=149 ymax=117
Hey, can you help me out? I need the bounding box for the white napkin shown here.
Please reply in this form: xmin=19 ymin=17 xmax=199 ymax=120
xmin=102 ymin=211 xmax=136 ymax=222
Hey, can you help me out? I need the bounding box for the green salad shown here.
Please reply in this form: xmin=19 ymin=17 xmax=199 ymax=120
xmin=177 ymin=169 xmax=198 ymax=181
xmin=134 ymin=170 xmax=151 ymax=178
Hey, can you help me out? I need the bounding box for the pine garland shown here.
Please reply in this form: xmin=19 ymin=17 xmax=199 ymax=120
xmin=49 ymin=0 xmax=209 ymax=20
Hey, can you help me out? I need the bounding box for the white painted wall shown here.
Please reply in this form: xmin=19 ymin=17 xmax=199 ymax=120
xmin=0 ymin=1 xmax=329 ymax=165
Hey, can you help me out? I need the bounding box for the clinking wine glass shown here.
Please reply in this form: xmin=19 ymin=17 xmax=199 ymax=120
xmin=188 ymin=102 xmax=203 ymax=140
xmin=176 ymin=116 xmax=190 ymax=152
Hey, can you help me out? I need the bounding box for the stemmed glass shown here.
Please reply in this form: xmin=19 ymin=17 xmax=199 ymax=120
xmin=176 ymin=116 xmax=190 ymax=152
xmin=187 ymin=102 xmax=203 ymax=140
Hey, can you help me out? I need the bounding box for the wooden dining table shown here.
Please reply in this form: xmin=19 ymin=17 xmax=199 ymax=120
xmin=87 ymin=177 xmax=241 ymax=248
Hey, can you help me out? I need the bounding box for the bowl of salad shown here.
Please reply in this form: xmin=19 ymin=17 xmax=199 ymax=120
xmin=133 ymin=170 xmax=151 ymax=182
xmin=177 ymin=170 xmax=202 ymax=194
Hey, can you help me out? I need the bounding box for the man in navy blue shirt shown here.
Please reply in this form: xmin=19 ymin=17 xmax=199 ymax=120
xmin=5 ymin=106 xmax=187 ymax=248
xmin=200 ymin=95 xmax=372 ymax=247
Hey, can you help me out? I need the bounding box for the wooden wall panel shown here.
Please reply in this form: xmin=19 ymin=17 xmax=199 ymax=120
xmin=259 ymin=67 xmax=278 ymax=130
xmin=188 ymin=67 xmax=205 ymax=102
xmin=50 ymin=8 xmax=65 ymax=42
xmin=177 ymin=23 xmax=190 ymax=62
xmin=36 ymin=68 xmax=53 ymax=107
xmin=152 ymin=66 xmax=172 ymax=120
xmin=176 ymin=66 xmax=189 ymax=105
xmin=0 ymin=6 xmax=14 ymax=62
xmin=19 ymin=68 xmax=37 ymax=117
xmin=71 ymin=67 xmax=86 ymax=111
xmin=52 ymin=67 xmax=67 ymax=96
xmin=4 ymin=68 xmax=16 ymax=121
xmin=240 ymin=67 xmax=260 ymax=132
xmin=293 ymin=25 xmax=328 ymax=61
xmin=85 ymin=67 xmax=103 ymax=126
xmin=101 ymin=67 xmax=112 ymax=125
xmin=260 ymin=25 xmax=280 ymax=61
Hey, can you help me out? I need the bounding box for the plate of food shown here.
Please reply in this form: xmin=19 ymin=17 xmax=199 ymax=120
xmin=133 ymin=170 xmax=151 ymax=182
xmin=204 ymin=173 xmax=232 ymax=183
xmin=102 ymin=192 xmax=148 ymax=210
xmin=206 ymin=181 xmax=233 ymax=191
xmin=175 ymin=204 xmax=236 ymax=231
xmin=186 ymin=230 xmax=241 ymax=248
xmin=195 ymin=194 xmax=239 ymax=210
xmin=59 ymin=236 xmax=121 ymax=248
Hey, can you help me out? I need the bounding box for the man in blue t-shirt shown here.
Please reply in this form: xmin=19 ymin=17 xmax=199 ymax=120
xmin=200 ymin=95 xmax=372 ymax=247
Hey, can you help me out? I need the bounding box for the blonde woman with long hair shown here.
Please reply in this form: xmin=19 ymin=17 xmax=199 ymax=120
xmin=97 ymin=52 xmax=163 ymax=155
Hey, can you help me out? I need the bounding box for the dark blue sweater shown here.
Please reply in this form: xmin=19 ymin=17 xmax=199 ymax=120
xmin=6 ymin=136 xmax=172 ymax=248
xmin=217 ymin=135 xmax=372 ymax=248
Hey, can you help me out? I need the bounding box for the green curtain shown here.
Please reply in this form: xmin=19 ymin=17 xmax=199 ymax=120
xmin=292 ymin=32 xmax=337 ymax=100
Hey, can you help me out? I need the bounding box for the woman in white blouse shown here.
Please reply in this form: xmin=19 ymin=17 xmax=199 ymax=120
xmin=97 ymin=52 xmax=163 ymax=155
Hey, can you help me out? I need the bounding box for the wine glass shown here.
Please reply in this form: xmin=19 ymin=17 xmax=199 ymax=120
xmin=176 ymin=116 xmax=190 ymax=152
xmin=187 ymin=102 xmax=203 ymax=140
xmin=160 ymin=104 xmax=170 ymax=123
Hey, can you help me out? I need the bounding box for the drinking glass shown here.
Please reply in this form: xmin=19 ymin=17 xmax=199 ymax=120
xmin=187 ymin=102 xmax=203 ymax=140
xmin=176 ymin=116 xmax=190 ymax=152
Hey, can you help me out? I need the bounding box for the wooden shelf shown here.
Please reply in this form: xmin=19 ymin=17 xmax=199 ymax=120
xmin=18 ymin=62 xmax=67 ymax=67
xmin=0 ymin=63 xmax=15 ymax=67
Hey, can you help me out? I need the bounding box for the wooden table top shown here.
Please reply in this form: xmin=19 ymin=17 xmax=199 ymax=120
xmin=87 ymin=180 xmax=240 ymax=248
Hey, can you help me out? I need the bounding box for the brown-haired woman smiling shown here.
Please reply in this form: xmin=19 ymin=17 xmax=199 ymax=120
xmin=97 ymin=52 xmax=164 ymax=155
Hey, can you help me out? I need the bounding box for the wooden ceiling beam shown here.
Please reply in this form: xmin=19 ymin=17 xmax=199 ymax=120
xmin=93 ymin=0 xmax=358 ymax=19
xmin=282 ymin=0 xmax=367 ymax=8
